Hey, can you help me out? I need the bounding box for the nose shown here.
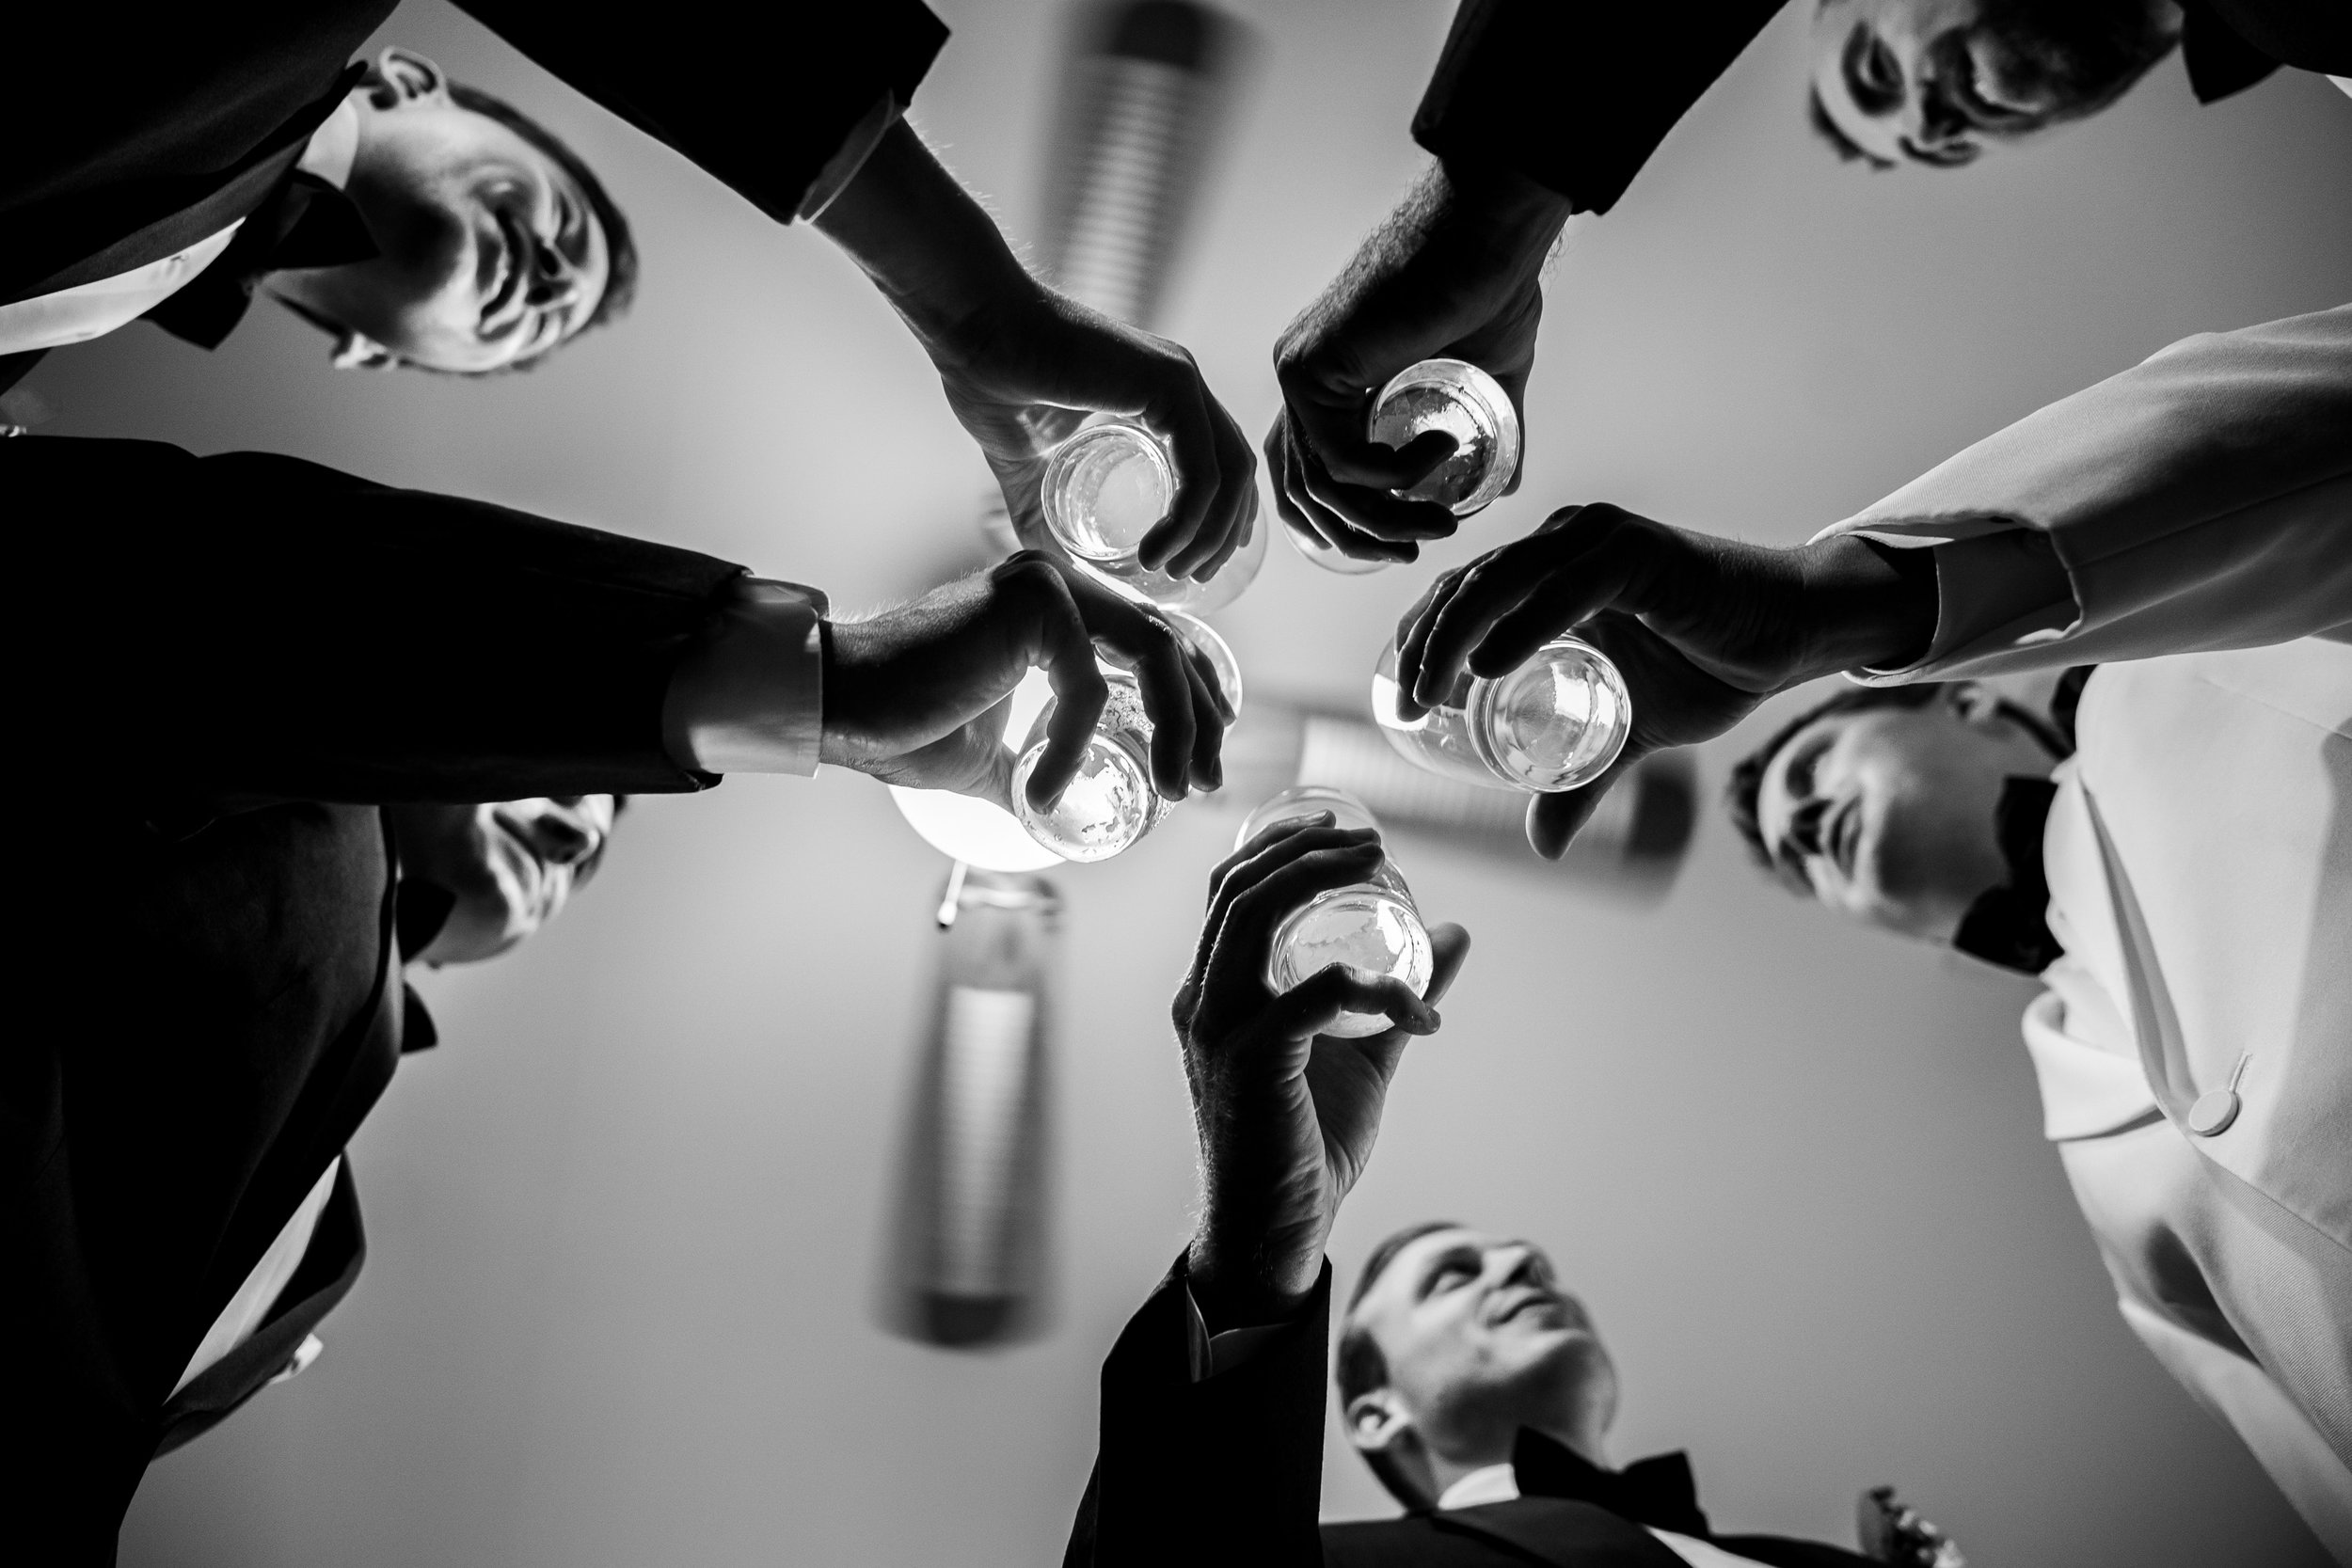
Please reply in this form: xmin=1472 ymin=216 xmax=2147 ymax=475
xmin=1486 ymin=1243 xmax=1541 ymax=1289
xmin=1908 ymin=85 xmax=1978 ymax=160
xmin=525 ymin=239 xmax=580 ymax=310
xmin=504 ymin=802 xmax=598 ymax=866
xmin=1787 ymin=797 xmax=1829 ymax=862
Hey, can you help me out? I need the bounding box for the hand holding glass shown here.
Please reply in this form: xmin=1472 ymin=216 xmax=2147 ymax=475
xmin=1235 ymin=786 xmax=1433 ymax=1038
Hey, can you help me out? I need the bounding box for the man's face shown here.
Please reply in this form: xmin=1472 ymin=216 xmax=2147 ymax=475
xmin=391 ymin=796 xmax=618 ymax=964
xmin=276 ymin=49 xmax=609 ymax=372
xmin=1809 ymin=0 xmax=2180 ymax=168
xmin=1754 ymin=692 xmax=2052 ymax=939
xmin=1349 ymin=1228 xmax=1617 ymax=1465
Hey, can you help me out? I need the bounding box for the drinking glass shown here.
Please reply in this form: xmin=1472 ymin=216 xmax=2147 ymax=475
xmin=1234 ymin=785 xmax=1433 ymax=1039
xmin=1371 ymin=633 xmax=1630 ymax=793
xmin=1041 ymin=418 xmax=1263 ymax=613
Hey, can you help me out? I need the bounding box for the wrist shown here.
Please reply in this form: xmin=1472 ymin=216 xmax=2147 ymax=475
xmin=1796 ymin=535 xmax=1939 ymax=678
xmin=1186 ymin=1229 xmax=1319 ymax=1334
xmin=1432 ymin=157 xmax=1574 ymax=271
xmin=815 ymin=119 xmax=1035 ymax=345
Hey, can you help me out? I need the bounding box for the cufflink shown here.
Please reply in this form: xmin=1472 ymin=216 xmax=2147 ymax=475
xmin=270 ymin=1333 xmax=326 ymax=1386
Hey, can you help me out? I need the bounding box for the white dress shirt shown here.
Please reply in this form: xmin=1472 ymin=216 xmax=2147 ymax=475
xmin=173 ymin=1156 xmax=342 ymax=1394
xmin=1435 ymin=1465 xmax=1771 ymax=1568
xmin=0 ymin=98 xmax=359 ymax=359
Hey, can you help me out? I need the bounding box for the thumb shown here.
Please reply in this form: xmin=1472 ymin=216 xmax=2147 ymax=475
xmin=1526 ymin=749 xmax=1643 ymax=860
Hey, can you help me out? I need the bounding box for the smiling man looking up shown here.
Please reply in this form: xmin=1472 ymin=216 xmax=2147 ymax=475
xmin=1804 ymin=0 xmax=2185 ymax=168
xmin=1722 ymin=651 xmax=2352 ymax=1558
xmin=265 ymin=48 xmax=622 ymax=373
xmin=7 ymin=0 xmax=1259 ymax=582
xmin=1 ymin=43 xmax=628 ymax=379
xmin=1058 ymin=821 xmax=1962 ymax=1568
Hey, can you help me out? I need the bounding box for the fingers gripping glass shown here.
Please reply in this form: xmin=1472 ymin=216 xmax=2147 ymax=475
xmin=1374 ymin=634 xmax=1630 ymax=793
xmin=1012 ymin=665 xmax=1168 ymax=863
xmin=1041 ymin=418 xmax=1263 ymax=613
xmin=1235 ymin=786 xmax=1434 ymax=1039
xmin=1288 ymin=358 xmax=1522 ymax=575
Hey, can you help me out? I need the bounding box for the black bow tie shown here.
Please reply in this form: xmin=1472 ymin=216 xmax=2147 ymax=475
xmin=143 ymin=159 xmax=378 ymax=350
xmin=1950 ymin=666 xmax=2094 ymax=976
xmin=1510 ymin=1429 xmax=1712 ymax=1538
xmin=1951 ymin=774 xmax=2063 ymax=974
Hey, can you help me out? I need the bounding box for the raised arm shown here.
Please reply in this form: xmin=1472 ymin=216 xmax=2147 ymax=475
xmin=455 ymin=3 xmax=1255 ymax=582
xmin=10 ymin=436 xmax=1226 ymax=809
xmin=1065 ymin=818 xmax=1470 ymax=1566
xmin=1391 ymin=306 xmax=2350 ymax=860
xmin=1267 ymin=0 xmax=1782 ymax=562
xmin=1820 ymin=304 xmax=2352 ymax=679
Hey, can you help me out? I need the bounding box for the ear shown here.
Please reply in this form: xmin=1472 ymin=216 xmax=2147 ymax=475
xmin=365 ymin=47 xmax=452 ymax=111
xmin=330 ymin=330 xmax=399 ymax=371
xmin=1345 ymin=1388 xmax=1414 ymax=1457
xmin=1947 ymin=681 xmax=2004 ymax=728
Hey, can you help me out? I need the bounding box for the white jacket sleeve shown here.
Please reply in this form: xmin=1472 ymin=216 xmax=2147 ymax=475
xmin=1815 ymin=306 xmax=2352 ymax=683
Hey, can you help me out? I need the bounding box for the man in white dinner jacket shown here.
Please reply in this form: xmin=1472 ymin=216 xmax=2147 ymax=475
xmin=1389 ymin=302 xmax=2351 ymax=1555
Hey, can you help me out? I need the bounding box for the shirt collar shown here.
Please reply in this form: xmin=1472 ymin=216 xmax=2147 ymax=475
xmin=296 ymin=96 xmax=362 ymax=191
xmin=1437 ymin=1464 xmax=1521 ymax=1512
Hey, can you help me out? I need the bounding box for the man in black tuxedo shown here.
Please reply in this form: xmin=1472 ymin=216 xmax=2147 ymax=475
xmin=1061 ymin=816 xmax=1957 ymax=1567
xmin=0 ymin=38 xmax=632 ymax=382
xmin=6 ymin=429 xmax=1229 ymax=1558
xmin=8 ymin=0 xmax=1257 ymax=580
xmin=1263 ymin=0 xmax=2349 ymax=563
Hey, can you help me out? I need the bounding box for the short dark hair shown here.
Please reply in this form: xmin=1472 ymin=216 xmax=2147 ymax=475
xmin=1725 ymin=684 xmax=1951 ymax=873
xmin=1336 ymin=1219 xmax=1463 ymax=1509
xmin=446 ymin=81 xmax=638 ymax=371
xmin=1807 ymin=87 xmax=1896 ymax=169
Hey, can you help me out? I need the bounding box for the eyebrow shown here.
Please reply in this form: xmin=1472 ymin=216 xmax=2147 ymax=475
xmin=1782 ymin=732 xmax=1831 ymax=810
xmin=1413 ymin=1243 xmax=1481 ymax=1299
xmin=1839 ymin=24 xmax=1903 ymax=117
xmin=1768 ymin=732 xmax=1834 ymax=872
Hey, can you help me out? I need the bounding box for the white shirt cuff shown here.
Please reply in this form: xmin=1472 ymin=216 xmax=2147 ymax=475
xmin=796 ymin=93 xmax=904 ymax=222
xmin=661 ymin=578 xmax=827 ymax=776
xmin=1827 ymin=526 xmax=2075 ymax=685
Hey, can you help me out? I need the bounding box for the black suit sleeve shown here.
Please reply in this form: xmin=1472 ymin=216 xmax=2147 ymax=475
xmin=452 ymin=0 xmax=950 ymax=223
xmin=1064 ymin=1256 xmax=1332 ymax=1568
xmin=8 ymin=436 xmax=746 ymax=803
xmin=1411 ymin=0 xmax=1787 ymax=214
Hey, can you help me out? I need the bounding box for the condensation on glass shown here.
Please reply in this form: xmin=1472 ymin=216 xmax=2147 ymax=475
xmin=1012 ymin=664 xmax=1168 ymax=862
xmin=1235 ymin=785 xmax=1433 ymax=1039
xmin=1041 ymin=416 xmax=1263 ymax=613
xmin=1372 ymin=633 xmax=1630 ymax=793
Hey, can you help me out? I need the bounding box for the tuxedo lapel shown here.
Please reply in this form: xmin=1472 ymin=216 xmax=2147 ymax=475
xmin=144 ymin=168 xmax=377 ymax=348
xmin=1431 ymin=1498 xmax=1691 ymax=1567
xmin=154 ymin=1160 xmax=366 ymax=1456
xmin=0 ymin=68 xmax=360 ymax=306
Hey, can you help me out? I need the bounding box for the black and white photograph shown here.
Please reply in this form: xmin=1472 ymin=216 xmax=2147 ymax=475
xmin=6 ymin=1 xmax=2347 ymax=1563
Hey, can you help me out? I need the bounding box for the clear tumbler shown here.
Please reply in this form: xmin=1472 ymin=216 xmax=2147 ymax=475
xmin=1234 ymin=785 xmax=1434 ymax=1039
xmin=1041 ymin=417 xmax=1263 ymax=613
xmin=1371 ymin=633 xmax=1630 ymax=793
xmin=1287 ymin=358 xmax=1522 ymax=575
xmin=1011 ymin=664 xmax=1168 ymax=863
